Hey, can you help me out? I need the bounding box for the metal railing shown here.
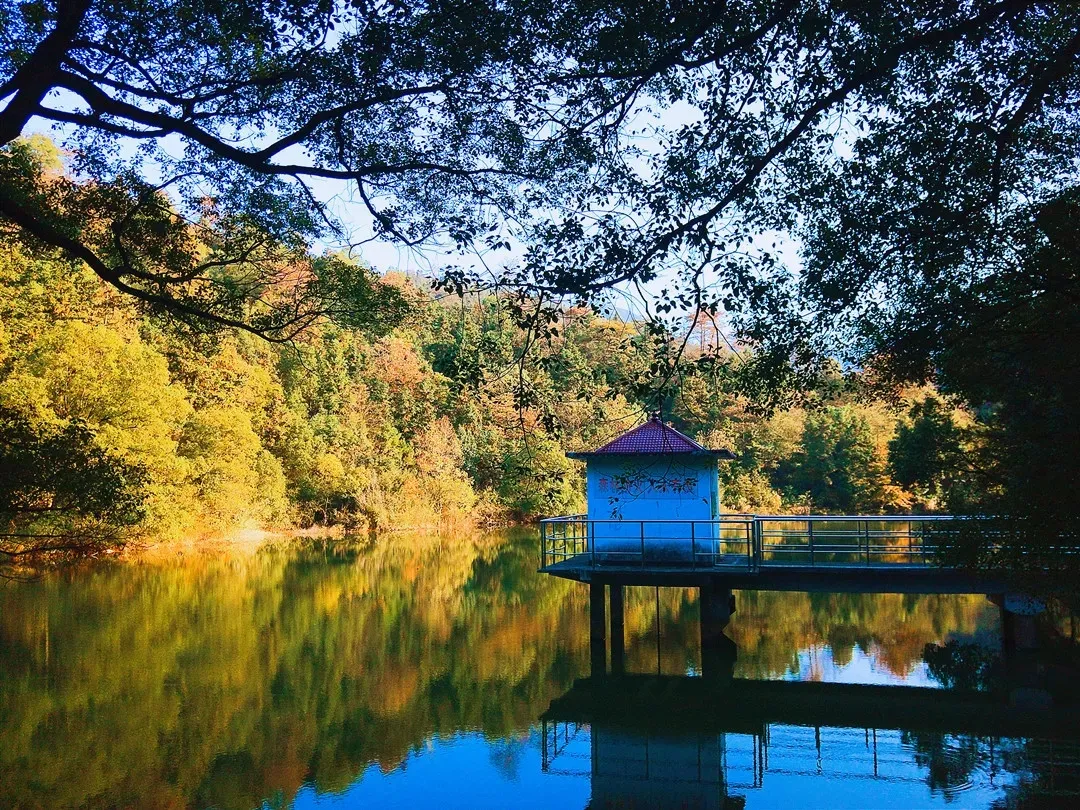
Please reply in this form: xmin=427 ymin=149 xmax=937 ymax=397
xmin=540 ymin=514 xmax=967 ymax=571
xmin=540 ymin=515 xmax=756 ymax=571
xmin=754 ymin=515 xmax=958 ymax=568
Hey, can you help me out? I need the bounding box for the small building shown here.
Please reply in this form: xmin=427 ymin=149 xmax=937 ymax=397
xmin=567 ymin=416 xmax=735 ymax=562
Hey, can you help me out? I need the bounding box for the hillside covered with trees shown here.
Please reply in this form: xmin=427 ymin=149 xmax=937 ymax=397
xmin=0 ymin=164 xmax=987 ymax=560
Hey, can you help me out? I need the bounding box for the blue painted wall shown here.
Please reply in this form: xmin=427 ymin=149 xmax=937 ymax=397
xmin=584 ymin=455 xmax=720 ymax=560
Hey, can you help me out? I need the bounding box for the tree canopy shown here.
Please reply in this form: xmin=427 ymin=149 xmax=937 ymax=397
xmin=2 ymin=0 xmax=1079 ymax=363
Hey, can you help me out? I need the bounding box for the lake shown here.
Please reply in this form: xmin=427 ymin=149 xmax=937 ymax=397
xmin=0 ymin=529 xmax=1076 ymax=809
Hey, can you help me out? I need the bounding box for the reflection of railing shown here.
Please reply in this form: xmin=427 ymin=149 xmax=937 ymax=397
xmin=539 ymin=720 xmax=1080 ymax=801
xmin=540 ymin=720 xmax=589 ymax=776
xmin=540 ymin=514 xmax=971 ymax=571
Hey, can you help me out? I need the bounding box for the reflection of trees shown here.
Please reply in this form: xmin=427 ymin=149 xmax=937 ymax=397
xmin=621 ymin=586 xmax=703 ymax=676
xmin=0 ymin=530 xmax=587 ymax=809
xmin=924 ymin=641 xmax=1005 ymax=692
xmin=900 ymin=732 xmax=1080 ymax=809
xmin=0 ymin=530 xmax=1001 ymax=809
xmin=731 ymin=591 xmax=997 ymax=681
xmin=903 ymin=732 xmax=988 ymax=796
xmin=991 ymin=737 xmax=1080 ymax=810
xmin=604 ymin=588 xmax=995 ymax=681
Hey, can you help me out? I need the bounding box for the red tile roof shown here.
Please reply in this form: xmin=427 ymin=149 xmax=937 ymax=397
xmin=568 ymin=417 xmax=735 ymax=458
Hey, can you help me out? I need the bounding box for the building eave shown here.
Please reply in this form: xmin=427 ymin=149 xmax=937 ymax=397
xmin=567 ymin=449 xmax=736 ymax=461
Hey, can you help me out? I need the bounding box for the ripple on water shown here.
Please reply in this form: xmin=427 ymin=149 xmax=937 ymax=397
xmin=902 ymin=733 xmax=1000 ymax=799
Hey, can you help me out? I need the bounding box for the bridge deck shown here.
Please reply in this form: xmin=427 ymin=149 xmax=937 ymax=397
xmin=541 ymin=554 xmax=1010 ymax=593
xmin=540 ymin=515 xmax=1017 ymax=593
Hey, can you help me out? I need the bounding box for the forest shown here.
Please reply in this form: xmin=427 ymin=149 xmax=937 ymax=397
xmin=0 ymin=145 xmax=988 ymax=555
xmin=3 ymin=0 xmax=1079 ymax=581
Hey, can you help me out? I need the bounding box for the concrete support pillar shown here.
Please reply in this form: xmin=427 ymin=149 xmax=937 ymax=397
xmin=999 ymin=593 xmax=1045 ymax=653
xmin=997 ymin=593 xmax=1051 ymax=707
xmin=700 ymin=580 xmax=732 ymax=634
xmin=701 ymin=633 xmax=738 ymax=683
xmin=1007 ymin=613 xmax=1040 ymax=652
xmin=609 ymin=584 xmax=625 ymax=676
xmin=590 ymin=580 xmax=606 ymax=677
xmin=700 ymin=581 xmax=735 ymax=682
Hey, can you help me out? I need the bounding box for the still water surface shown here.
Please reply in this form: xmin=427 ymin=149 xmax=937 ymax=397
xmin=0 ymin=530 xmax=1075 ymax=809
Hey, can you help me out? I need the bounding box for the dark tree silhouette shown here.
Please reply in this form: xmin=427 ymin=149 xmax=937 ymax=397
xmin=1 ymin=1 xmax=1078 ymax=354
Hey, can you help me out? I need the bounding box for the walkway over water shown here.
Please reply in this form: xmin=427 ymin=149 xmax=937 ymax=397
xmin=540 ymin=514 xmax=1013 ymax=593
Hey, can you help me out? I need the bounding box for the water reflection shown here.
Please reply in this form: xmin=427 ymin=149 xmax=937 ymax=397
xmin=0 ymin=530 xmax=1074 ymax=809
xmin=542 ymin=719 xmax=1080 ymax=810
xmin=543 ymin=675 xmax=1080 ymax=809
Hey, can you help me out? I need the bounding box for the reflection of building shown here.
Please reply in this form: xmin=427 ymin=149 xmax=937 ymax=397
xmin=589 ymin=727 xmax=743 ymax=810
xmin=541 ymin=718 xmax=746 ymax=810
xmin=541 ymin=675 xmax=1080 ymax=809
